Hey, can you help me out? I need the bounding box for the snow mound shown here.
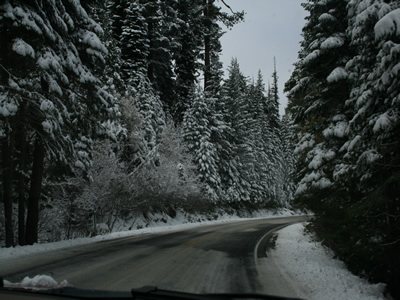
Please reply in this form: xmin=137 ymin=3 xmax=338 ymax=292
xmin=4 ymin=275 xmax=71 ymax=290
xmin=273 ymin=223 xmax=386 ymax=300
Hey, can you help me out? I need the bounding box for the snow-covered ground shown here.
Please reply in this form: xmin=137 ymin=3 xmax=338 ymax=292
xmin=271 ymin=223 xmax=387 ymax=300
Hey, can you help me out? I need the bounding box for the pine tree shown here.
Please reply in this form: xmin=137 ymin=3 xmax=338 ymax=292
xmin=120 ymin=0 xmax=149 ymax=83
xmin=183 ymin=88 xmax=223 ymax=201
xmin=344 ymin=0 xmax=400 ymax=205
xmin=110 ymin=0 xmax=176 ymax=111
xmin=172 ymin=0 xmax=204 ymax=122
xmin=247 ymin=72 xmax=273 ymax=204
xmin=220 ymin=59 xmax=253 ymax=203
xmin=268 ymin=58 xmax=280 ymax=128
xmin=139 ymin=0 xmax=176 ymax=110
xmin=279 ymin=114 xmax=297 ymax=205
xmin=93 ymin=1 xmax=126 ymax=97
xmin=253 ymin=70 xmax=284 ymax=205
xmin=286 ymin=0 xmax=352 ymax=206
xmin=340 ymin=1 xmax=400 ymax=293
xmin=202 ymin=0 xmax=244 ymax=92
xmin=133 ymin=78 xmax=166 ymax=154
xmin=118 ymin=95 xmax=144 ymax=173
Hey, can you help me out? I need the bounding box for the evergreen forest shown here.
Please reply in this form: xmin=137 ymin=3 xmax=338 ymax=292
xmin=0 ymin=0 xmax=399 ymax=297
xmin=0 ymin=0 xmax=293 ymax=246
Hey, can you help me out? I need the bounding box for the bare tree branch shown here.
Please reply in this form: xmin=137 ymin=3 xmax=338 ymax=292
xmin=220 ymin=0 xmax=235 ymax=14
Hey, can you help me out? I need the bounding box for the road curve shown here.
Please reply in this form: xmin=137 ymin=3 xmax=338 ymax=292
xmin=2 ymin=216 xmax=307 ymax=297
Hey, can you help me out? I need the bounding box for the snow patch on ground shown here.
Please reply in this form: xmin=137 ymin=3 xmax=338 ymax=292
xmin=272 ymin=223 xmax=386 ymax=300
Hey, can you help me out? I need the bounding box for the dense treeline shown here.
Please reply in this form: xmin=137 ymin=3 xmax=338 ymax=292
xmin=286 ymin=0 xmax=400 ymax=297
xmin=0 ymin=0 xmax=294 ymax=249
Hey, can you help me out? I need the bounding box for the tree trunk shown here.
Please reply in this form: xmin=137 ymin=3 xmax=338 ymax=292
xmin=25 ymin=135 xmax=45 ymax=245
xmin=2 ymin=128 xmax=15 ymax=247
xmin=203 ymin=0 xmax=211 ymax=91
xmin=16 ymin=106 xmax=28 ymax=245
xmin=147 ymin=20 xmax=154 ymax=83
xmin=1 ymin=4 xmax=15 ymax=248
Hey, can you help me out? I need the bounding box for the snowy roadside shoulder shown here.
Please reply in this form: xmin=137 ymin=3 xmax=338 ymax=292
xmin=271 ymin=223 xmax=387 ymax=300
xmin=0 ymin=208 xmax=300 ymax=263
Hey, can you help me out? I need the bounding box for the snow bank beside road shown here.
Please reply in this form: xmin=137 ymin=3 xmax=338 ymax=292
xmin=272 ymin=223 xmax=386 ymax=300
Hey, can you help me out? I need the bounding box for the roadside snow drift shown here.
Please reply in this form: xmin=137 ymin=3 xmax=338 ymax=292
xmin=272 ymin=223 xmax=386 ymax=300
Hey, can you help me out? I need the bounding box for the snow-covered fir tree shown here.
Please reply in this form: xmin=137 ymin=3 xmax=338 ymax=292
xmin=342 ymin=1 xmax=400 ymax=293
xmin=220 ymin=59 xmax=253 ymax=203
xmin=183 ymin=88 xmax=223 ymax=202
xmin=253 ymin=70 xmax=284 ymax=205
xmin=139 ymin=0 xmax=176 ymax=111
xmin=267 ymin=58 xmax=281 ymax=129
xmin=279 ymin=114 xmax=297 ymax=205
xmin=286 ymin=0 xmax=351 ymax=204
xmin=247 ymin=72 xmax=277 ymax=204
xmin=120 ymin=0 xmax=149 ymax=83
xmin=133 ymin=78 xmax=166 ymax=154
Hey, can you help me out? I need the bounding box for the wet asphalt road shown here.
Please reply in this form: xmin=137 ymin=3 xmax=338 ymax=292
xmin=2 ymin=216 xmax=307 ymax=297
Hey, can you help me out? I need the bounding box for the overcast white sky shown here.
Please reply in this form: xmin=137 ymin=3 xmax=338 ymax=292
xmin=218 ymin=0 xmax=308 ymax=115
